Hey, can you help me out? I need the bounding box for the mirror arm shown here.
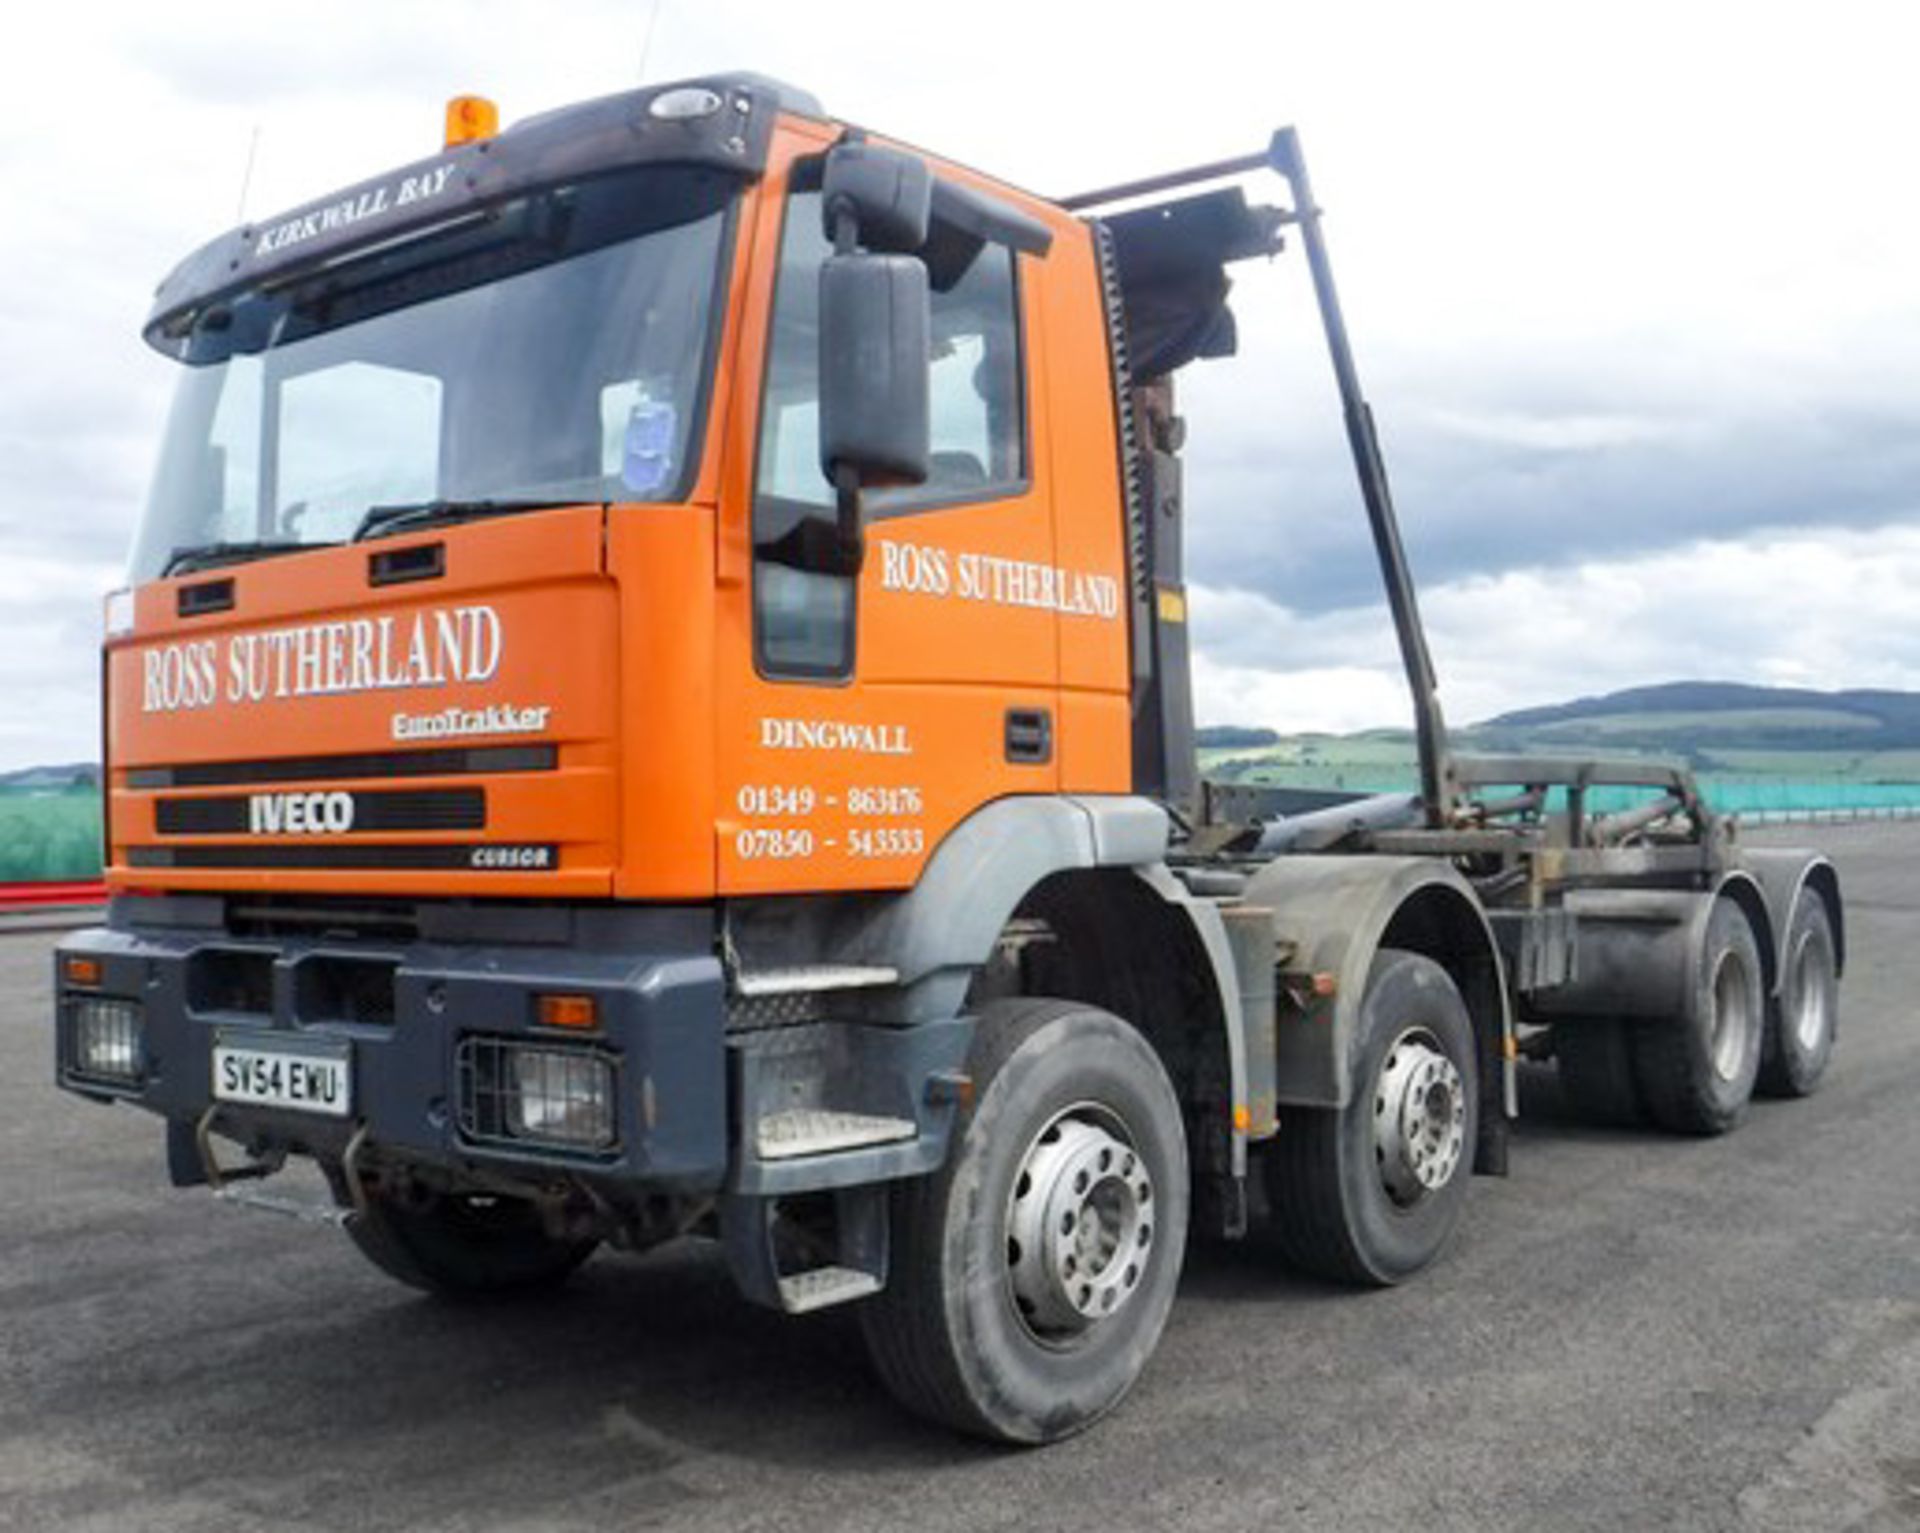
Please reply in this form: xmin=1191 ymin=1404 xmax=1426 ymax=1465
xmin=833 ymin=463 xmax=865 ymax=575
xmin=830 ymin=205 xmax=859 ymax=258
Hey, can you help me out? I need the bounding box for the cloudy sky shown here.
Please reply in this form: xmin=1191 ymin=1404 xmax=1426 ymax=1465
xmin=5 ymin=0 xmax=1918 ymax=766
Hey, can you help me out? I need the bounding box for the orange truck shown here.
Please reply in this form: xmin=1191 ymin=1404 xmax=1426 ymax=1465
xmin=55 ymin=77 xmax=1844 ymax=1443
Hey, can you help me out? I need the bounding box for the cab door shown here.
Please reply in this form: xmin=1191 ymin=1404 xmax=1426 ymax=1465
xmin=715 ymin=143 xmax=1059 ymax=895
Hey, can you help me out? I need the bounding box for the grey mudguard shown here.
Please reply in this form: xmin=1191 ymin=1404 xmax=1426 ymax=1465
xmin=1735 ymin=847 xmax=1845 ymax=984
xmin=1133 ymin=861 xmax=1251 ymax=1177
xmin=842 ymin=794 xmax=1172 ymax=1022
xmin=1239 ymin=854 xmax=1512 ymax=1111
xmin=1526 ymin=867 xmax=1780 ymax=1020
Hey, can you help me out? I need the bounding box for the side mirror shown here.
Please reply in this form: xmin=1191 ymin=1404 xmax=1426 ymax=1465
xmin=819 ymin=252 xmax=930 ymax=492
xmin=813 ymin=142 xmax=933 ymax=574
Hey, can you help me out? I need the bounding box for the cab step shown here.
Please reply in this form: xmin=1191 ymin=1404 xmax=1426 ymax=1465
xmin=733 ymin=964 xmax=899 ymax=998
xmin=755 ymin=1108 xmax=916 ymax=1161
xmin=721 ymin=1184 xmax=890 ymax=1315
xmin=776 ymin=1264 xmax=884 ymax=1314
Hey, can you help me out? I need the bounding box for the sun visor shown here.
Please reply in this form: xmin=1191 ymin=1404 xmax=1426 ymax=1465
xmin=143 ymin=74 xmax=807 ymax=353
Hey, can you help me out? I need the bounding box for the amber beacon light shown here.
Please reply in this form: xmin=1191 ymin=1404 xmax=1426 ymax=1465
xmin=443 ymin=94 xmax=499 ymax=149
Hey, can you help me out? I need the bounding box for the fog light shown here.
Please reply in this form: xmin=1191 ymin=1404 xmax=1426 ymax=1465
xmin=457 ymin=1038 xmax=619 ymax=1152
xmin=69 ymin=996 xmax=144 ymax=1083
xmin=507 ymin=1048 xmax=614 ymax=1148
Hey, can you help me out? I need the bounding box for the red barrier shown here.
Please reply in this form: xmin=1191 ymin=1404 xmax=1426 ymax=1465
xmin=0 ymin=881 xmax=107 ymax=908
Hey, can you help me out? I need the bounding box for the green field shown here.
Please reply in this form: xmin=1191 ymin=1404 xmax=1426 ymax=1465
xmin=1510 ymin=708 xmax=1883 ymax=740
xmin=0 ymin=787 xmax=103 ymax=881
xmin=1202 ymin=734 xmax=1920 ymax=818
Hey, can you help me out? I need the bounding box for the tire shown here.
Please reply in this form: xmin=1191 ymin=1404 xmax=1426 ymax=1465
xmin=1555 ymin=1019 xmax=1644 ymax=1126
xmin=1757 ymin=890 xmax=1839 ymax=1098
xmin=859 ymin=998 xmax=1189 ymax=1445
xmin=345 ymin=1188 xmax=597 ymax=1298
xmin=1629 ymin=898 xmax=1764 ymax=1135
xmin=1258 ymin=949 xmax=1478 ymax=1287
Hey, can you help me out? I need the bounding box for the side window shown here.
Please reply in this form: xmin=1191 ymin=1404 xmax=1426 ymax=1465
xmin=868 ymin=251 xmax=1023 ymax=513
xmin=752 ymin=168 xmax=1026 ymax=678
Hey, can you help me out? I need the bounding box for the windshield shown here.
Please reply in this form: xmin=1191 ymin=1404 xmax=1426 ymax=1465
xmin=131 ymin=165 xmax=734 ymax=581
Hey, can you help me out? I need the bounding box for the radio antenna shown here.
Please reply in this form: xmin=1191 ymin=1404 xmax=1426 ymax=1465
xmin=235 ymin=124 xmax=262 ymax=223
xmin=635 ymin=0 xmax=664 ymax=82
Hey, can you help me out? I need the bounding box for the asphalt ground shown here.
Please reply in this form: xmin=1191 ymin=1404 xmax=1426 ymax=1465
xmin=3 ymin=822 xmax=1917 ymax=1532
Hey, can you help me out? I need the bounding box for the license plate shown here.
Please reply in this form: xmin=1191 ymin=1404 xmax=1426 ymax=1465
xmin=212 ymin=1035 xmax=351 ymax=1118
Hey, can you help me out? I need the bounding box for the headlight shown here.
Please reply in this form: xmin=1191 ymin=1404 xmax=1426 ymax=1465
xmin=69 ymin=996 xmax=144 ymax=1083
xmin=508 ymin=1048 xmax=615 ymax=1148
xmin=458 ymin=1038 xmax=616 ymax=1152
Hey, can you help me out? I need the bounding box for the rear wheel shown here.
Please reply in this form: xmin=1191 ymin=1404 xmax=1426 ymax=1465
xmin=1555 ymin=1019 xmax=1644 ymax=1126
xmin=860 ymin=998 xmax=1188 ymax=1444
xmin=1259 ymin=949 xmax=1478 ymax=1286
xmin=345 ymin=1188 xmax=597 ymax=1298
xmin=1757 ymin=890 xmax=1839 ymax=1098
xmin=1630 ymin=899 xmax=1764 ymax=1135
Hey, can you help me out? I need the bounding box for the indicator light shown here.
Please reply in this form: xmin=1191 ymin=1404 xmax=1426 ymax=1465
xmin=648 ymin=87 xmax=723 ymax=121
xmin=63 ymin=955 xmax=102 ymax=987
xmin=536 ymin=993 xmax=599 ymax=1031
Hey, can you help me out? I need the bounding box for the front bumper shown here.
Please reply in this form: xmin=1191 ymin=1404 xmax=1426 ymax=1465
xmin=52 ymin=902 xmax=728 ymax=1194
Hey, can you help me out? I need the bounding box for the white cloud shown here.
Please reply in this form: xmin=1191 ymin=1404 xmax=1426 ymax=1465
xmin=1191 ymin=523 xmax=1920 ymax=732
xmin=1419 ymin=409 xmax=1703 ymax=454
xmin=5 ymin=1 xmax=1920 ymax=765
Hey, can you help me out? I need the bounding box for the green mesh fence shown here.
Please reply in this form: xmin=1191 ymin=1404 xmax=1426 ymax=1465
xmin=0 ymin=788 xmax=103 ymax=882
xmin=1202 ymin=757 xmax=1920 ymax=823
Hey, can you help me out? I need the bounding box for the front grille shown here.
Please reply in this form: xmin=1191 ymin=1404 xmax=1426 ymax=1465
xmin=226 ymin=897 xmax=423 ymax=942
xmin=186 ymin=947 xmax=276 ymax=1015
xmin=156 ymin=787 xmax=485 ymax=835
xmin=129 ymin=842 xmax=557 ymax=871
xmin=293 ymin=955 xmax=398 ymax=1027
xmin=127 ymin=744 xmax=555 ymax=790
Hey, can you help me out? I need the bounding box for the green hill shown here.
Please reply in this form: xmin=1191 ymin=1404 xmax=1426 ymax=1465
xmin=1200 ymin=681 xmax=1920 ymax=815
xmin=1475 ymin=682 xmax=1920 ymax=750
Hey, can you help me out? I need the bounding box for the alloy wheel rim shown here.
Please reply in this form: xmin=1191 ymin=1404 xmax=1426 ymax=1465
xmin=1708 ymin=950 xmax=1756 ymax=1083
xmin=1006 ymin=1106 xmax=1154 ymax=1341
xmin=1791 ymin=930 xmax=1832 ymax=1053
xmin=1372 ymin=1029 xmax=1467 ymax=1208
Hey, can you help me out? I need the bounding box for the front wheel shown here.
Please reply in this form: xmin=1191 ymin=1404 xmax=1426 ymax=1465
xmin=860 ymin=998 xmax=1189 ymax=1445
xmin=1259 ymin=949 xmax=1479 ymax=1286
xmin=345 ymin=1187 xmax=598 ymax=1298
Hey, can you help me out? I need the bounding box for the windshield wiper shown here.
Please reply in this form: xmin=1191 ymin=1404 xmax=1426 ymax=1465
xmin=352 ymin=498 xmax=560 ymax=542
xmin=162 ymin=539 xmax=332 ymax=577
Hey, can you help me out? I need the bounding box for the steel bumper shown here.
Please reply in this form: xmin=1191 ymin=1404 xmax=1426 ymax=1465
xmin=52 ymin=910 xmax=728 ymax=1194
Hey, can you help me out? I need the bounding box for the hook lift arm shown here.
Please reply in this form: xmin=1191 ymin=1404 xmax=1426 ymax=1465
xmin=1063 ymin=129 xmax=1459 ymax=827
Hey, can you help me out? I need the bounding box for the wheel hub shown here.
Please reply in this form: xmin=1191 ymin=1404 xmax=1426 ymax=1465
xmin=1790 ymin=930 xmax=1832 ymax=1053
xmin=1708 ymin=950 xmax=1757 ymax=1082
xmin=1373 ymin=1031 xmax=1466 ymax=1207
xmin=1007 ymin=1111 xmax=1153 ymax=1339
